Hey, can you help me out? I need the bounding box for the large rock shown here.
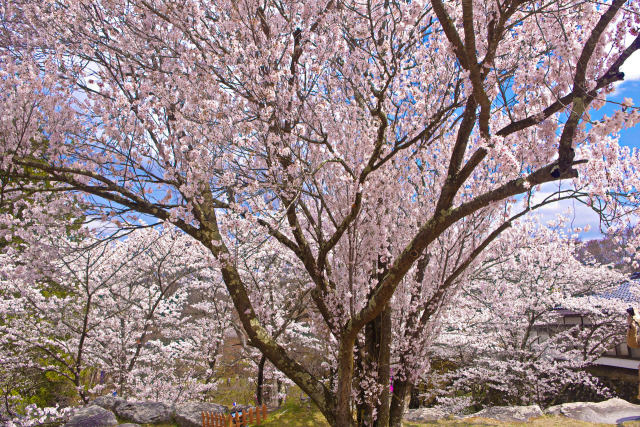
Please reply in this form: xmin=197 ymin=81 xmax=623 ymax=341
xmin=93 ymin=395 xmax=126 ymax=411
xmin=64 ymin=405 xmax=117 ymax=427
xmin=465 ymin=404 xmax=543 ymax=422
xmin=545 ymin=398 xmax=640 ymax=424
xmin=116 ymin=401 xmax=172 ymax=424
xmin=173 ymin=402 xmax=228 ymax=427
xmin=404 ymin=407 xmax=448 ymax=422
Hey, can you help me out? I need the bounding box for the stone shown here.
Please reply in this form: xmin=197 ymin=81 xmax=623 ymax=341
xmin=404 ymin=407 xmax=448 ymax=422
xmin=115 ymin=401 xmax=172 ymax=424
xmin=64 ymin=405 xmax=117 ymax=427
xmin=173 ymin=402 xmax=228 ymax=427
xmin=92 ymin=395 xmax=126 ymax=412
xmin=117 ymin=424 xmax=140 ymax=427
xmin=544 ymin=398 xmax=640 ymax=424
xmin=465 ymin=404 xmax=543 ymax=422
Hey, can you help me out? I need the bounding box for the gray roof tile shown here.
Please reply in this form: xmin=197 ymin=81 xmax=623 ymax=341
xmin=599 ymin=278 xmax=640 ymax=303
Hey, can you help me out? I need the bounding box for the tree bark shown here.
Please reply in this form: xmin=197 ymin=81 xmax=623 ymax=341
xmin=355 ymin=346 xmax=367 ymax=426
xmin=256 ymin=355 xmax=267 ymax=406
xmin=277 ymin=379 xmax=285 ymax=406
xmin=336 ymin=336 xmax=357 ymax=426
xmin=376 ymin=305 xmax=392 ymax=427
xmin=389 ymin=378 xmax=412 ymax=427
xmin=355 ymin=304 xmax=392 ymax=426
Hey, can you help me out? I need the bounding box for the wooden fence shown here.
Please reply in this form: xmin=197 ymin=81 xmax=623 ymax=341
xmin=202 ymin=404 xmax=268 ymax=427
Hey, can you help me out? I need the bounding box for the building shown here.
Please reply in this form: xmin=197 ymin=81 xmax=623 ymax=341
xmin=596 ymin=272 xmax=640 ymax=370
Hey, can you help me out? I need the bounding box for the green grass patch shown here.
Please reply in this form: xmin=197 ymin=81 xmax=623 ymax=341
xmin=261 ymin=399 xmax=329 ymax=427
xmin=209 ymin=377 xmax=256 ymax=407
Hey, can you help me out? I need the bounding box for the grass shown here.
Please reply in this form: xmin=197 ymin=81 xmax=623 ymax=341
xmin=115 ymin=381 xmax=640 ymax=426
xmin=209 ymin=376 xmax=257 ymax=407
xmin=403 ymin=415 xmax=640 ymax=426
xmin=261 ymin=399 xmax=330 ymax=426
xmin=261 ymin=401 xmax=640 ymax=427
xmin=113 ymin=400 xmax=640 ymax=427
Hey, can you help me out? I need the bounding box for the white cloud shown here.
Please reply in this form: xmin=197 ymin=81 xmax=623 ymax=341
xmin=620 ymin=50 xmax=640 ymax=83
xmin=516 ymin=182 xmax=640 ymax=240
xmin=84 ymin=216 xmax=124 ymax=237
xmin=608 ymin=27 xmax=640 ymax=95
xmin=515 ymin=183 xmax=605 ymax=240
xmin=533 ymin=196 xmax=603 ymax=240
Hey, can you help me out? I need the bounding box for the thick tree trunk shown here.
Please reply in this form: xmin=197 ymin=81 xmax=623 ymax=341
xmin=389 ymin=378 xmax=412 ymax=427
xmin=376 ymin=305 xmax=392 ymax=427
xmin=256 ymin=355 xmax=266 ymax=405
xmin=355 ymin=347 xmax=367 ymax=426
xmin=355 ymin=304 xmax=392 ymax=426
xmin=336 ymin=337 xmax=356 ymax=426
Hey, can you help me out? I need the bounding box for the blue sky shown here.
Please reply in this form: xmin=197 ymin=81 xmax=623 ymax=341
xmin=86 ymin=49 xmax=640 ymax=242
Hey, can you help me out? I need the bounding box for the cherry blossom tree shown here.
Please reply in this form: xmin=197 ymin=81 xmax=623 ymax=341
xmin=0 ymin=231 xmax=126 ymax=407
xmin=236 ymin=252 xmax=317 ymax=407
xmin=0 ymin=183 xmax=84 ymax=421
xmin=0 ymin=225 xmax=231 ymax=414
xmin=577 ymin=223 xmax=640 ymax=273
xmin=431 ymin=220 xmax=626 ymax=409
xmin=83 ymin=226 xmax=231 ymax=402
xmin=212 ymin=224 xmax=324 ymax=406
xmin=2 ymin=0 xmax=640 ymax=425
xmin=378 ymin=210 xmax=500 ymax=424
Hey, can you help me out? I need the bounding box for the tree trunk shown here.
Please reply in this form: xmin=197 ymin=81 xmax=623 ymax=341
xmin=376 ymin=305 xmax=392 ymax=427
xmin=276 ymin=379 xmax=285 ymax=406
xmin=216 ymin=260 xmax=336 ymax=423
xmin=355 ymin=304 xmax=392 ymax=426
xmin=256 ymin=355 xmax=266 ymax=405
xmin=389 ymin=378 xmax=412 ymax=427
xmin=355 ymin=346 xmax=367 ymax=426
xmin=74 ymin=374 xmax=89 ymax=404
xmin=336 ymin=336 xmax=356 ymax=426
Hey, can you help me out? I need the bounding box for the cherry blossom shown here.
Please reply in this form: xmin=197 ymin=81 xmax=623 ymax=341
xmin=432 ymin=221 xmax=627 ymax=408
xmin=1 ymin=1 xmax=640 ymax=425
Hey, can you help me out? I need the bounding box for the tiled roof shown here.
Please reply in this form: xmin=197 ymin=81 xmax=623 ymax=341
xmin=599 ymin=278 xmax=640 ymax=303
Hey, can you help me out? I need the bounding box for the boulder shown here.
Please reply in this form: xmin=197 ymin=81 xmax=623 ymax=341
xmin=117 ymin=424 xmax=140 ymax=427
xmin=64 ymin=405 xmax=117 ymax=427
xmin=465 ymin=404 xmax=543 ymax=422
xmin=173 ymin=402 xmax=228 ymax=427
xmin=404 ymin=407 xmax=448 ymax=422
xmin=115 ymin=401 xmax=172 ymax=424
xmin=545 ymin=398 xmax=640 ymax=424
xmin=93 ymin=395 xmax=126 ymax=412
